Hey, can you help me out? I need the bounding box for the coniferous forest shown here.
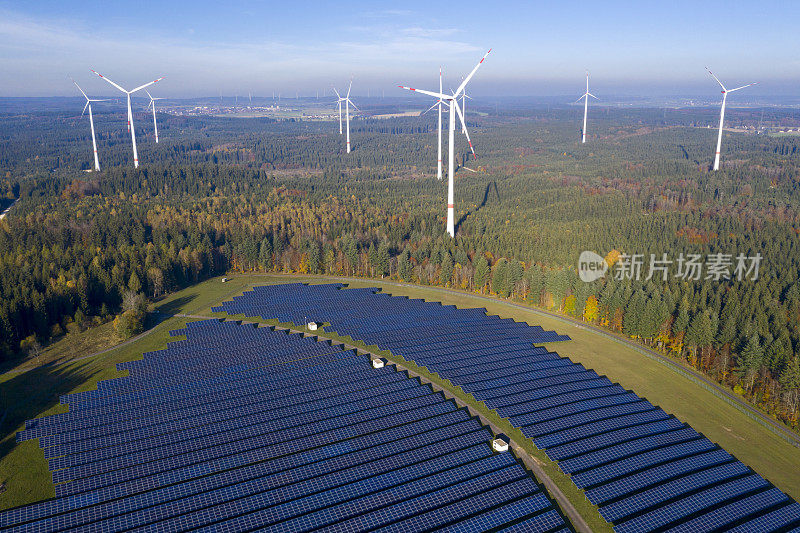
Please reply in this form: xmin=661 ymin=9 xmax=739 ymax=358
xmin=2 ymin=99 xmax=800 ymax=430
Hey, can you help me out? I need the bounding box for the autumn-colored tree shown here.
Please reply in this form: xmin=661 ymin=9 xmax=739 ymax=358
xmin=583 ymin=295 xmax=599 ymax=323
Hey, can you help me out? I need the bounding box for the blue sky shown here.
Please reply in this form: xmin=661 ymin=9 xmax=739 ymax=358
xmin=1 ymin=0 xmax=797 ymax=98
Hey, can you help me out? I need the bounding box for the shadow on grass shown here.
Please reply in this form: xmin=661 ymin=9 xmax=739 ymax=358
xmin=0 ymin=361 xmax=94 ymax=463
xmin=154 ymin=294 xmax=197 ymax=316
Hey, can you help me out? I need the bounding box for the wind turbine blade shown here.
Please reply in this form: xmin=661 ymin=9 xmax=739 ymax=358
xmin=453 ymin=100 xmax=475 ymax=155
xmin=461 ymin=166 xmax=477 ymax=172
xmin=588 ymin=93 xmax=599 ymax=99
xmin=347 ymin=99 xmax=360 ymax=111
xmin=88 ymin=99 xmax=110 ymax=102
xmin=332 ymin=87 xmax=341 ymax=99
xmin=455 ymin=48 xmax=491 ymax=97
xmin=439 ymin=66 xmax=442 ymax=93
xmin=705 ymin=67 xmax=726 ymax=91
xmin=398 ymin=86 xmax=450 ymax=100
xmin=728 ymin=82 xmax=757 ymax=92
xmin=82 ymin=101 xmax=89 ymax=117
xmin=91 ymin=69 xmax=127 ymax=93
xmin=346 ymin=79 xmax=352 ymax=99
xmin=421 ymin=101 xmax=439 ymax=116
xmin=71 ymin=78 xmax=89 ymax=100
xmin=145 ymin=89 xmax=153 ymax=100
xmin=573 ymin=95 xmax=586 ymax=104
xmin=131 ymin=77 xmax=165 ymax=94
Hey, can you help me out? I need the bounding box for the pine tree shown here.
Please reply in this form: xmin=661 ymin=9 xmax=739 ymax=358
xmin=474 ymin=256 xmax=490 ymax=293
xmin=639 ymin=298 xmax=660 ymax=342
xmin=398 ymin=249 xmax=412 ymax=281
xmin=341 ymin=235 xmax=358 ymax=275
xmin=526 ymin=265 xmax=544 ymax=306
xmin=686 ymin=311 xmax=713 ymax=365
xmin=673 ymin=297 xmax=690 ymax=339
xmin=492 ymin=258 xmax=511 ymax=297
xmin=128 ymin=272 xmax=142 ymax=294
xmin=738 ymin=334 xmax=764 ymax=391
xmin=440 ymin=252 xmax=454 ymax=286
xmin=259 ymin=238 xmax=273 ymax=271
xmin=780 ymin=357 xmax=800 ymax=391
xmin=307 ymin=242 xmax=320 ymax=274
xmin=779 ymin=357 xmax=800 ymax=418
xmin=623 ymin=292 xmax=644 ymax=337
xmin=377 ymin=242 xmax=390 ymax=277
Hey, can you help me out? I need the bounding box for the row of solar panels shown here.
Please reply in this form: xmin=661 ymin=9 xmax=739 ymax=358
xmin=212 ymin=283 xmax=800 ymax=532
xmin=217 ymin=284 xmax=569 ymax=344
xmin=2 ymin=319 xmax=570 ymax=532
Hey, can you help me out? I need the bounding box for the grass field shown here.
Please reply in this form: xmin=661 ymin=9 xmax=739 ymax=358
xmin=2 ymin=272 xmax=799 ymax=517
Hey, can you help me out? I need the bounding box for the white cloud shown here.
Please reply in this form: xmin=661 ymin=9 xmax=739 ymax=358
xmin=0 ymin=8 xmax=485 ymax=96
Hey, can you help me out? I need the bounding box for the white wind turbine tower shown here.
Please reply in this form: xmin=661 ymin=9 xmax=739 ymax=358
xmin=419 ymin=67 xmax=444 ymax=180
xmin=401 ymin=49 xmax=491 ymax=237
xmin=706 ymin=67 xmax=756 ymax=171
xmin=71 ymin=78 xmax=108 ymax=171
xmin=333 ymin=80 xmax=359 ymax=153
xmin=333 ymin=87 xmax=344 ymax=134
xmin=145 ymin=90 xmax=164 ymax=143
xmin=91 ymin=70 xmax=164 ymax=168
xmin=576 ymin=71 xmax=598 ymax=144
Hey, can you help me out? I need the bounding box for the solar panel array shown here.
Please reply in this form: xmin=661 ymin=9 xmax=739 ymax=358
xmin=2 ymin=319 xmax=569 ymax=532
xmin=212 ymin=282 xmax=800 ymax=532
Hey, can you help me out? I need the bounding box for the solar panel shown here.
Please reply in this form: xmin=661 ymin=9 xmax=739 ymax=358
xmin=1 ymin=317 xmax=565 ymax=532
xmin=204 ymin=282 xmax=798 ymax=532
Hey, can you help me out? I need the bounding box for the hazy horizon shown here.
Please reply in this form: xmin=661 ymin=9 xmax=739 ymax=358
xmin=2 ymin=0 xmax=799 ymax=99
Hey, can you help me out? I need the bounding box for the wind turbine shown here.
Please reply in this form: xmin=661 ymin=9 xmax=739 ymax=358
xmin=459 ymin=76 xmax=472 ymax=133
xmin=333 ymin=80 xmax=359 ymax=153
xmin=333 ymin=87 xmax=344 ymax=134
xmin=420 ymin=67 xmax=444 ymax=180
xmin=575 ymin=71 xmax=598 ymax=144
xmin=145 ymin=90 xmax=164 ymax=143
xmin=71 ymin=78 xmax=108 ymax=171
xmin=706 ymin=67 xmax=756 ymax=171
xmin=400 ymin=49 xmax=491 ymax=237
xmin=91 ymin=70 xmax=164 ymax=168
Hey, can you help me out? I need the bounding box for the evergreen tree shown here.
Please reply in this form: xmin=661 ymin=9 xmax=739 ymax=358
xmin=738 ymin=334 xmax=764 ymax=390
xmin=440 ymin=252 xmax=454 ymax=286
xmin=623 ymin=292 xmax=644 ymax=337
xmin=780 ymin=357 xmax=800 ymax=391
xmin=526 ymin=265 xmax=544 ymax=306
xmin=128 ymin=272 xmax=142 ymax=294
xmin=307 ymin=241 xmax=320 ymax=274
xmin=686 ymin=311 xmax=714 ymax=361
xmin=492 ymin=258 xmax=511 ymax=297
xmin=341 ymin=235 xmax=358 ymax=275
xmin=639 ymin=297 xmax=661 ymax=342
xmin=259 ymin=238 xmax=273 ymax=270
xmin=474 ymin=255 xmax=490 ymax=293
xmin=398 ymin=249 xmax=412 ymax=281
xmin=673 ymin=297 xmax=690 ymax=339
xmin=377 ymin=242 xmax=390 ymax=277
xmin=779 ymin=357 xmax=800 ymax=418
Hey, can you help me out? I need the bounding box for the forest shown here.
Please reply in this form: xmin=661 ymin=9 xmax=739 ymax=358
xmin=1 ymin=97 xmax=800 ymax=430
